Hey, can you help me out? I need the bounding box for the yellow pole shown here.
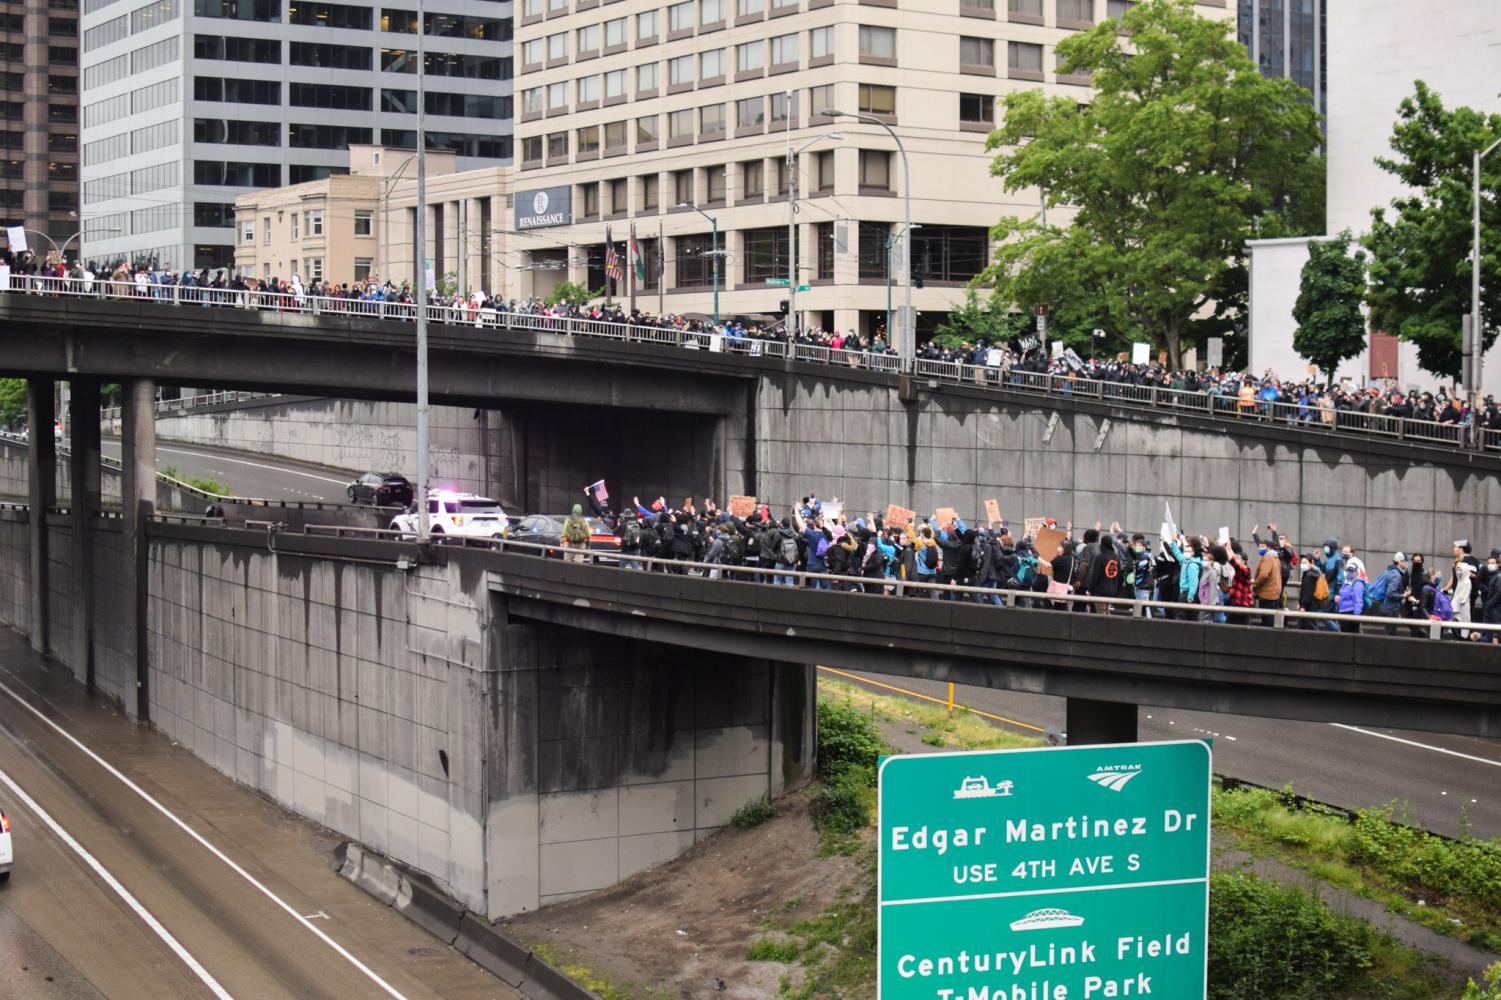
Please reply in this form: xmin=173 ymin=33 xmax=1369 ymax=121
xmin=947 ymin=682 xmax=955 ymax=717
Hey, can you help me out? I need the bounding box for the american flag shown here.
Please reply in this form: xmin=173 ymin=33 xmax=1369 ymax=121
xmin=604 ymin=226 xmax=623 ymax=284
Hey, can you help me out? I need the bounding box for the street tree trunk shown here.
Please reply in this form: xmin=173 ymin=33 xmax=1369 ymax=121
xmin=1164 ymin=314 xmax=1183 ymax=371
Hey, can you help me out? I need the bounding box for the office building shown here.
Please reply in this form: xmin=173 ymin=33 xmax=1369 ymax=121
xmin=0 ymin=0 xmax=79 ymax=256
xmin=508 ymin=0 xmax=1231 ymax=338
xmin=1236 ymin=0 xmax=1323 ymax=127
xmin=77 ymin=0 xmax=515 ymax=274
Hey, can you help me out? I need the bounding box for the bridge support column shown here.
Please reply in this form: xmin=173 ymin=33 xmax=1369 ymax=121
xmin=1065 ymin=697 xmax=1137 ymax=745
xmin=120 ymin=378 xmax=156 ymax=719
xmin=69 ymin=378 xmax=101 ymax=687
xmin=25 ymin=379 xmax=54 ymax=653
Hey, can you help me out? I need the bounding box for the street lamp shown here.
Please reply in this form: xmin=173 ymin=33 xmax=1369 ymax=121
xmin=785 ymin=125 xmax=842 ymax=338
xmin=822 ymin=109 xmax=911 ymax=366
xmin=677 ymin=202 xmax=719 ymax=326
xmin=380 ymin=152 xmax=417 ymax=286
xmin=1470 ymin=135 xmax=1500 ymax=402
xmin=885 ymin=223 xmax=919 ymax=350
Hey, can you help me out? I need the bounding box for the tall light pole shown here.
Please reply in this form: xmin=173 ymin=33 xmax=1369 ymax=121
xmin=380 ymin=153 xmax=416 ymax=286
xmin=823 ymin=109 xmax=911 ymax=365
xmin=678 ymin=202 xmax=719 ymax=325
xmin=415 ymin=0 xmax=431 ymax=535
xmin=1471 ymin=135 xmax=1500 ymax=401
xmin=786 ymin=128 xmax=842 ymax=338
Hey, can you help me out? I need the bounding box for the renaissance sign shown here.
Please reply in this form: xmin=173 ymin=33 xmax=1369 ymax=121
xmin=878 ymin=741 xmax=1211 ymax=1000
xmin=515 ymin=185 xmax=572 ymax=230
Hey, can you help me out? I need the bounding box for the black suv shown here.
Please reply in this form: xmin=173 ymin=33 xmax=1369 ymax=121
xmin=347 ymin=472 xmax=413 ymax=507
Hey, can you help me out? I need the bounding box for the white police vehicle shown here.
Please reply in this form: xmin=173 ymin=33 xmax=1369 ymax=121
xmin=389 ymin=490 xmax=510 ymax=540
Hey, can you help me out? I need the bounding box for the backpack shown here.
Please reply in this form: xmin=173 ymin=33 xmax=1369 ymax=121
xmin=623 ymin=520 xmax=642 ymax=549
xmin=1313 ymin=573 xmax=1330 ymax=602
xmin=1367 ymin=571 xmax=1389 ymax=606
xmin=1430 ymin=589 xmax=1454 ymax=621
xmin=922 ymin=545 xmax=939 ymax=571
xmin=725 ymin=534 xmax=745 ymax=564
xmin=779 ymin=534 xmax=799 ymax=566
xmin=563 ymin=516 xmax=590 ymax=544
xmin=1196 ymin=564 xmax=1215 ymax=605
xmin=814 ymin=535 xmax=830 ymax=560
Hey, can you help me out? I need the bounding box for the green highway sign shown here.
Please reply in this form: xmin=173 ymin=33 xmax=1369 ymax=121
xmin=796 ymin=284 xmax=813 ymax=292
xmin=765 ymin=277 xmax=790 ymax=286
xmin=878 ymin=740 xmax=1210 ymax=1000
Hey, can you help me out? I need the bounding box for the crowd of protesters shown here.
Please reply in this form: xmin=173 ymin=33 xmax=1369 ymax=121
xmin=7 ymin=252 xmax=1500 ymax=441
xmin=579 ymin=490 xmax=1500 ymax=642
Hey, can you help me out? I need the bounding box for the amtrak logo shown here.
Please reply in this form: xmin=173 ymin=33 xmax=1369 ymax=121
xmin=1086 ymin=765 xmax=1142 ymax=791
xmin=533 ymin=191 xmax=549 ymax=215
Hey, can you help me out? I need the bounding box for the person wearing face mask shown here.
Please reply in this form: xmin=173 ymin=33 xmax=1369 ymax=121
xmin=1252 ymin=540 xmax=1283 ymax=625
xmin=1452 ymin=561 xmax=1475 ymax=639
xmin=1336 ymin=558 xmax=1366 ymax=632
xmin=1483 ymin=555 xmax=1501 ymax=642
xmin=1320 ymin=538 xmax=1346 ymax=594
xmin=1373 ymin=553 xmax=1406 ymax=633
xmin=1129 ymin=534 xmax=1158 ymax=617
xmin=1297 ymin=555 xmax=1334 ymax=630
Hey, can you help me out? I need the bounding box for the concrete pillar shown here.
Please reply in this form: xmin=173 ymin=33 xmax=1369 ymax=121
xmin=69 ymin=379 xmax=101 ymax=687
xmin=456 ymin=199 xmax=468 ymax=296
xmin=120 ymin=378 xmax=156 ymax=719
xmin=1065 ymin=697 xmax=1138 ymax=745
xmin=25 ymin=379 xmax=54 ymax=653
xmin=771 ymin=661 xmax=816 ymax=796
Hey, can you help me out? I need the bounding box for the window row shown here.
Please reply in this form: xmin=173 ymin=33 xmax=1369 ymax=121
xmin=522 ymin=0 xmax=796 ymax=28
xmin=377 ymin=129 xmax=512 ymax=159
xmin=522 ymin=22 xmax=826 ymax=70
xmin=376 ymin=9 xmax=510 ymax=39
xmin=83 ymin=159 xmax=179 ymax=203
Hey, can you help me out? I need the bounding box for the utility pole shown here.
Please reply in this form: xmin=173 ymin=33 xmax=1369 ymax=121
xmin=415 ymin=0 xmax=430 ymax=534
xmin=1472 ymin=137 xmax=1500 ymax=404
xmin=786 ymin=89 xmax=796 ymax=339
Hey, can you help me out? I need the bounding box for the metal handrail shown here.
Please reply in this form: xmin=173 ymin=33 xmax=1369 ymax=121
xmin=5 ymin=273 xmax=1494 ymax=454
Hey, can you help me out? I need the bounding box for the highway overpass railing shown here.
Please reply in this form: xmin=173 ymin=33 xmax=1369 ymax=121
xmin=3 ymin=275 xmax=1491 ymax=454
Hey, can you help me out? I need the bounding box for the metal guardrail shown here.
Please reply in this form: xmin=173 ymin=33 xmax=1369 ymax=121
xmin=6 ymin=274 xmax=1493 ymax=454
xmin=151 ymin=517 xmax=1501 ymax=644
xmin=99 ymin=389 xmax=283 ymax=421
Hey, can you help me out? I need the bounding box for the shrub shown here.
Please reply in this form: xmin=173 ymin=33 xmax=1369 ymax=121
xmin=812 ymin=764 xmax=875 ymax=835
xmin=1463 ymin=962 xmax=1501 ymax=1000
xmin=731 ymin=795 xmax=776 ymax=829
xmin=817 ymin=698 xmax=886 ymax=779
xmin=1208 ymin=872 xmax=1373 ymax=1000
xmin=1347 ymin=804 xmax=1501 ymax=912
xmin=745 ymin=937 xmax=800 ymax=963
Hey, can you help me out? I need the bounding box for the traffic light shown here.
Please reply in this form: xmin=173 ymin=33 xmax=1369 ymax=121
xmin=778 ymin=298 xmax=788 ymax=315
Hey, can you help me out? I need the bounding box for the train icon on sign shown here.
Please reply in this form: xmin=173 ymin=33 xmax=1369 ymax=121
xmin=1010 ymin=909 xmax=1086 ymax=932
xmin=953 ymin=776 xmax=1014 ymax=800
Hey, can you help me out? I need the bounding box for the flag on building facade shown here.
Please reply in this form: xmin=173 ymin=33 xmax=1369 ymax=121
xmin=630 ymin=229 xmax=645 ymax=282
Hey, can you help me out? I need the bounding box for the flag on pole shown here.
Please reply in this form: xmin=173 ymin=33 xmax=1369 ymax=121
xmin=604 ymin=226 xmax=623 ymax=284
xmin=630 ymin=229 xmax=645 ymax=282
xmin=585 ymin=479 xmax=609 ymax=504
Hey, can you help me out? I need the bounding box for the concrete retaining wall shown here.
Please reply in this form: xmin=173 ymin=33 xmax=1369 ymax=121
xmin=0 ymin=511 xmax=29 ymax=633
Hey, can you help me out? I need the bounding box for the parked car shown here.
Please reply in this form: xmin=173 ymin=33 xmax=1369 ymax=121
xmin=0 ymin=808 xmax=12 ymax=882
xmin=507 ymin=514 xmax=621 ymax=558
xmin=389 ymin=490 xmax=509 ymax=539
xmin=347 ymin=472 xmax=413 ymax=507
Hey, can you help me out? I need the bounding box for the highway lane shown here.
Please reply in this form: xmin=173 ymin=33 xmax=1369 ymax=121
xmin=827 ymin=669 xmax=1501 ymax=840
xmin=0 ymin=629 xmax=515 ymax=1000
xmin=98 ymin=438 xmax=357 ymax=504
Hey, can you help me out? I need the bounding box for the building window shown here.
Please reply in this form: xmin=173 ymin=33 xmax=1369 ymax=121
xmin=700 ymin=0 xmax=722 ymax=23
xmin=193 ymin=117 xmax=279 ymax=145
xmin=859 ymin=149 xmax=889 ymax=189
xmin=522 ymin=135 xmax=543 ymax=163
xmin=354 ymin=209 xmax=372 ymax=236
xmin=262 ymin=216 xmax=271 ymax=243
xmin=641 ymin=173 xmax=658 ymax=210
xmin=809 ymin=83 xmax=834 ymax=117
xmin=736 ymin=96 xmax=763 ymax=129
xmin=577 ymin=75 xmax=600 ymax=103
xmin=705 ymin=164 xmax=726 ymax=203
xmin=770 ymin=91 xmax=792 ymax=125
xmin=577 ymin=23 xmax=600 ymax=52
xmin=810 ymin=25 xmax=833 ymax=59
xmin=741 ymin=227 xmax=789 ymax=283
xmin=1007 ymin=0 xmax=1042 ymax=15
xmin=580 ymin=183 xmax=599 ymax=217
xmin=1056 ymin=49 xmax=1090 ymax=82
xmin=521 ymin=38 xmax=542 ymax=64
xmin=1056 ymin=0 xmax=1091 ymax=23
xmin=548 ymin=81 xmax=568 ymax=110
xmin=637 ymin=62 xmax=658 ymax=91
xmin=604 ymin=17 xmax=626 ymax=46
xmin=737 ymin=0 xmax=762 ymax=15
xmin=636 ymin=114 xmax=658 ymax=143
xmin=911 ymin=224 xmax=988 ymax=282
xmin=960 ymin=36 xmax=994 ymax=68
xmin=605 ymin=120 xmax=627 ymax=149
xmin=959 ymin=92 xmax=993 ymax=124
xmin=287 ymin=1 xmax=367 ymax=26
xmin=1107 ymin=0 xmax=1132 ymax=15
xmin=669 ymin=54 xmax=694 ymax=86
xmin=242 ymin=218 xmax=254 ymax=243
xmin=195 ymin=0 xmax=279 ymax=20
xmin=196 ymin=34 xmax=280 ymax=62
xmin=291 ymin=83 xmax=370 ymax=109
xmin=308 ymin=210 xmax=323 ymax=235
xmin=858 ymin=25 xmax=893 ymax=58
xmin=288 ymin=123 xmax=373 ymax=147
xmin=547 ymin=132 xmax=568 ymax=159
xmin=858 ymin=221 xmax=889 ymax=280
xmin=816 ymin=221 xmax=834 ymax=279
xmin=700 ymin=103 xmax=725 ymax=135
xmin=607 ymin=177 xmax=628 ymax=213
xmin=194 ymin=202 xmax=236 ymax=227
xmin=742 ymin=159 xmax=763 ymax=197
xmin=673 ymin=168 xmax=693 ymax=206
xmin=354 ymin=257 xmax=373 ymax=283
xmin=292 ymin=213 xmax=299 ymax=239
xmin=605 ymin=68 xmax=627 ymax=98
xmin=577 ymin=124 xmax=600 ymax=155
xmin=195 ymin=160 xmax=282 ymax=188
xmin=736 ymin=40 xmax=763 ymax=73
xmin=547 ymin=32 xmax=566 ymax=59
xmin=522 ymin=0 xmax=541 ymax=16
xmin=815 ymin=150 xmax=834 ymax=191
xmin=637 ymin=9 xmax=657 ymax=38
xmin=857 ymin=83 xmax=895 ymax=115
xmin=674 ymin=232 xmax=712 ymax=286
xmin=770 ymin=33 xmax=798 ymax=66
xmin=290 ymin=41 xmax=370 ymax=68
xmin=522 ymin=87 xmax=543 ymax=114
xmin=668 ymin=108 xmax=693 ymax=139
xmin=1007 ymin=40 xmax=1042 ymax=72
xmin=700 ymin=48 xmax=724 ymax=79
xmin=668 ymin=0 xmax=693 ymax=31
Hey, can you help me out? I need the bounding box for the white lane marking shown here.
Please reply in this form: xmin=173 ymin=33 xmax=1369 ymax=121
xmin=1329 ymin=723 xmax=1501 ymax=768
xmin=0 ymin=679 xmax=414 ymax=1000
xmin=100 ymin=440 xmax=349 ymax=487
xmin=0 ymin=762 xmax=235 ymax=1000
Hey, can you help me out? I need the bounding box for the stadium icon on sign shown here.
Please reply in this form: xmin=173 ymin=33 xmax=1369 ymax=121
xmin=1086 ymin=767 xmax=1142 ymax=791
xmin=953 ymin=776 xmax=1014 ymax=800
xmin=1010 ymin=909 xmax=1086 ymax=932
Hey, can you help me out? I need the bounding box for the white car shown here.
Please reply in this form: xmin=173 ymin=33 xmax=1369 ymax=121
xmin=390 ymin=491 xmax=510 ymax=540
xmin=0 ymin=809 xmax=12 ymax=882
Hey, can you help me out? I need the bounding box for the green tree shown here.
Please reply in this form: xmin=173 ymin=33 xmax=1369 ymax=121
xmin=1462 ymin=962 xmax=1501 ymax=1000
xmin=980 ymin=0 xmax=1324 ymax=368
xmin=544 ymin=280 xmax=602 ymax=307
xmin=931 ymin=289 xmax=1031 ymax=349
xmin=1363 ymin=81 xmax=1501 ymax=379
xmin=1292 ymin=231 xmax=1368 ymax=385
xmin=0 ymin=378 xmax=27 ymax=430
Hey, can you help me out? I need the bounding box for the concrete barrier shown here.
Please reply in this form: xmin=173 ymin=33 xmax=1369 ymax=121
xmin=337 ymin=843 xmax=400 ymax=907
xmin=393 ymin=870 xmax=464 ymax=947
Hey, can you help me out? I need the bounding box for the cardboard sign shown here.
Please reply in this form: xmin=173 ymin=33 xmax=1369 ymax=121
xmin=1217 ymin=526 xmax=1231 ymax=545
xmin=822 ymin=501 xmax=844 ymax=523
xmin=934 ymin=506 xmax=958 ymax=528
xmin=1034 ymin=526 xmax=1067 ymax=563
xmin=885 ymin=504 xmax=916 ymax=529
xmin=728 ymin=495 xmax=758 ymax=518
xmin=1023 ymin=516 xmax=1046 ymax=538
xmin=984 ymin=499 xmax=1001 ymax=524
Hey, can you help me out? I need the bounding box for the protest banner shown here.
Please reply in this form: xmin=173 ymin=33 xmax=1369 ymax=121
xmin=934 ymin=506 xmax=958 ymax=527
xmin=728 ymin=495 xmax=758 ymax=518
xmin=984 ymin=499 xmax=1001 ymax=523
xmin=1023 ymin=516 xmax=1046 ymax=538
xmin=885 ymin=504 xmax=916 ymax=529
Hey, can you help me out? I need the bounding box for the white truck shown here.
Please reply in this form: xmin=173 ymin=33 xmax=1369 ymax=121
xmin=389 ymin=490 xmax=510 ymax=539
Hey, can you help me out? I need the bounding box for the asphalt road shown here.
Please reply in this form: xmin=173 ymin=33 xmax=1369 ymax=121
xmin=98 ymin=438 xmax=357 ymax=504
xmin=829 ymin=668 xmax=1501 ymax=840
xmin=0 ymin=629 xmax=514 ymax=1000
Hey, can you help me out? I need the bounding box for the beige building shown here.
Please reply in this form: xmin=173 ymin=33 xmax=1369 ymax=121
xmin=509 ymin=0 xmax=1229 ymax=337
xmin=233 ymin=146 xmax=514 ymax=297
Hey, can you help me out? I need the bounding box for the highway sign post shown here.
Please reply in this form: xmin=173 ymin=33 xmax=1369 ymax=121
xmin=878 ymin=740 xmax=1210 ymax=1000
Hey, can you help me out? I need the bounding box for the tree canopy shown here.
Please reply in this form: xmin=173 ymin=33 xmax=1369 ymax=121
xmin=1292 ymin=232 xmax=1367 ymax=386
xmin=1363 ymin=81 xmax=1501 ymax=379
xmin=979 ymin=0 xmax=1324 ymax=368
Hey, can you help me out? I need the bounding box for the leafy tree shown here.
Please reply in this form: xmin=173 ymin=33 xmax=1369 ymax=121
xmin=0 ymin=378 xmax=26 ymax=429
xmin=1292 ymin=231 xmax=1368 ymax=385
xmin=980 ymin=0 xmax=1324 ymax=368
xmin=544 ymin=280 xmax=603 ymax=307
xmin=1363 ymin=81 xmax=1501 ymax=379
xmin=931 ymin=290 xmax=1031 ymax=349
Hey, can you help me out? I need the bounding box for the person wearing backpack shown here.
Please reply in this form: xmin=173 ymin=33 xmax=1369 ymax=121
xmin=773 ymin=516 xmax=801 ymax=587
xmin=616 ymin=507 xmax=644 ymax=571
xmin=1373 ymin=553 xmax=1406 ymax=634
xmin=1252 ymin=542 xmax=1282 ymax=626
xmin=906 ymin=522 xmax=941 ymax=595
xmin=561 ymin=504 xmax=592 ymax=562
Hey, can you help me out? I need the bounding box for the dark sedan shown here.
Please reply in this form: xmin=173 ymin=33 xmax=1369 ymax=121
xmin=346 ymin=472 xmax=413 ymax=507
xmin=507 ymin=514 xmax=621 ymax=557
